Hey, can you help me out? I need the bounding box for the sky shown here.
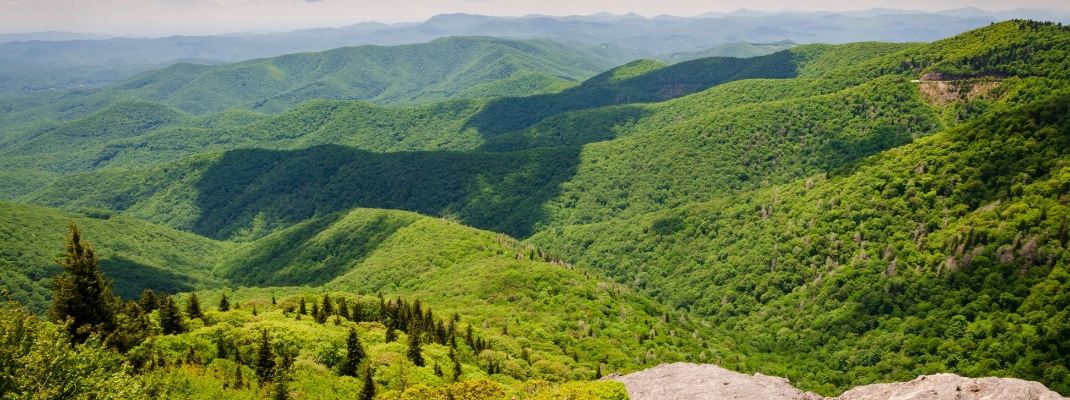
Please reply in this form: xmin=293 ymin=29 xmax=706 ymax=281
xmin=3 ymin=0 xmax=1069 ymax=37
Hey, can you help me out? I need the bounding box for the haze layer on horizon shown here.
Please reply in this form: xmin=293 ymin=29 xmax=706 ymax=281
xmin=4 ymin=0 xmax=1070 ymax=38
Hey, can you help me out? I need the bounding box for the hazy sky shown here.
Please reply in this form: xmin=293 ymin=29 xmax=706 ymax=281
xmin=3 ymin=0 xmax=1069 ymax=37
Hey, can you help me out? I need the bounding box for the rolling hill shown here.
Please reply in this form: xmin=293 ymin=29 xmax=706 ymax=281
xmin=0 ymin=200 xmax=722 ymax=398
xmin=0 ymin=201 xmax=225 ymax=312
xmin=0 ymin=41 xmax=913 ymax=178
xmin=529 ymin=89 xmax=1070 ymax=395
xmin=4 ymin=19 xmax=1070 ymax=399
xmin=0 ymin=36 xmax=636 ymax=150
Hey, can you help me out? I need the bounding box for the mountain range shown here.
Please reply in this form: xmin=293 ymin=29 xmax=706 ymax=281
xmin=1 ymin=17 xmax=1070 ymax=400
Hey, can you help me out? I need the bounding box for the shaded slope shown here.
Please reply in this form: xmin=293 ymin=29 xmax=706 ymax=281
xmin=0 ymin=201 xmax=225 ymax=312
xmin=529 ymin=91 xmax=1070 ymax=395
xmin=463 ymin=42 xmax=913 ymax=138
xmin=23 ymin=145 xmax=583 ymax=240
xmin=0 ymin=42 xmax=913 ymax=176
xmin=21 ymin=74 xmax=944 ymax=241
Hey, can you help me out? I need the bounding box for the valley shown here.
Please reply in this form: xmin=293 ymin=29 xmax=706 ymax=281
xmin=1 ymin=16 xmax=1069 ymax=400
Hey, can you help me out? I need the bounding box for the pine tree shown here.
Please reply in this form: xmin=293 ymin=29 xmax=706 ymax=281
xmin=256 ymin=330 xmax=276 ymax=386
xmin=337 ymin=298 xmax=350 ymax=321
xmin=312 ymin=303 xmax=322 ymax=324
xmin=450 ymin=347 xmax=463 ymax=381
xmin=359 ymin=367 xmax=376 ymax=400
xmin=353 ymin=299 xmax=364 ymax=322
xmin=465 ymin=324 xmax=473 ymax=348
xmin=299 ymin=297 xmax=306 ymax=315
xmin=321 ymin=293 xmax=334 ymax=316
xmin=185 ymin=292 xmax=204 ymax=321
xmin=407 ymin=327 xmax=425 ymax=367
xmin=48 ymin=221 xmax=118 ymax=343
xmin=218 ymin=293 xmax=230 ymax=312
xmin=433 ymin=362 xmax=443 ymax=377
xmin=385 ymin=324 xmax=397 ymax=342
xmin=233 ymin=363 xmax=243 ymax=389
xmin=234 ymin=363 xmax=244 ymax=389
xmin=340 ymin=328 xmax=365 ymax=377
xmin=271 ymin=294 xmax=276 ymax=306
xmin=158 ymin=295 xmax=186 ymax=335
xmin=271 ymin=361 xmax=291 ymax=400
xmin=139 ymin=289 xmax=158 ymax=313
xmin=252 ymin=305 xmax=258 ymax=317
xmin=106 ymin=300 xmax=153 ymax=352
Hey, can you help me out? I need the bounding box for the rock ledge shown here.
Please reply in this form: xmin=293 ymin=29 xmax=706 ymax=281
xmin=603 ymin=363 xmax=1067 ymax=400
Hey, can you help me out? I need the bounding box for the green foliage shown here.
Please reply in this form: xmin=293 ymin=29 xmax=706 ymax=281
xmin=186 ymin=292 xmax=204 ymax=321
xmin=533 ymin=92 xmax=1070 ymax=395
xmin=341 ymin=328 xmax=366 ymax=377
xmin=48 ymin=221 xmax=118 ymax=343
xmin=218 ymin=293 xmax=230 ymax=312
xmin=0 ymin=299 xmax=144 ymax=399
xmin=0 ymin=167 xmax=57 ymax=200
xmin=0 ymin=201 xmax=224 ymax=312
xmin=7 ymin=20 xmax=1070 ymax=399
xmin=158 ymin=295 xmax=186 ymax=335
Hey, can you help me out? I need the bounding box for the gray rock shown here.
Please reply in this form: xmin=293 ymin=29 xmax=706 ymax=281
xmin=602 ymin=362 xmax=823 ymax=400
xmin=835 ymin=373 xmax=1067 ymax=400
xmin=603 ymin=363 xmax=1067 ymax=400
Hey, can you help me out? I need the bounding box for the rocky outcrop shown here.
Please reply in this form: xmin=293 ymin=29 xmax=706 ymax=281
xmin=601 ymin=363 xmax=823 ymax=400
xmin=835 ymin=373 xmax=1066 ymax=400
xmin=603 ymin=363 xmax=1067 ymax=400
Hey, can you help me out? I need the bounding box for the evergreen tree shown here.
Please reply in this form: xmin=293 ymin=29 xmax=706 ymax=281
xmin=256 ymin=330 xmax=276 ymax=386
xmin=252 ymin=305 xmax=258 ymax=316
xmin=359 ymin=367 xmax=376 ymax=400
xmin=433 ymin=362 xmax=443 ymax=377
xmin=185 ymin=292 xmax=204 ymax=321
xmin=234 ymin=363 xmax=244 ymax=389
xmin=450 ymin=347 xmax=463 ymax=381
xmin=340 ymin=328 xmax=365 ymax=377
xmin=407 ymin=327 xmax=425 ymax=367
xmin=107 ymin=300 xmax=153 ymax=352
xmin=158 ymin=295 xmax=186 ymax=335
xmin=48 ymin=221 xmax=118 ymax=343
xmin=271 ymin=294 xmax=276 ymax=306
xmin=271 ymin=362 xmax=290 ymax=400
xmin=465 ymin=324 xmax=473 ymax=348
xmin=353 ymin=299 xmax=364 ymax=322
xmin=322 ymin=293 xmax=334 ymax=316
xmin=385 ymin=323 xmax=397 ymax=342
xmin=337 ymin=298 xmax=350 ymax=321
xmin=312 ymin=303 xmax=322 ymax=324
xmin=299 ymin=297 xmax=306 ymax=315
xmin=139 ymin=289 xmax=158 ymax=313
xmin=218 ymin=293 xmax=230 ymax=312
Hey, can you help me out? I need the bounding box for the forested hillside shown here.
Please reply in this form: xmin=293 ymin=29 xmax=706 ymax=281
xmin=0 ymin=36 xmax=632 ymax=150
xmin=16 ymin=42 xmax=930 ymax=240
xmin=0 ymin=202 xmax=224 ymax=312
xmin=4 ymin=19 xmax=1070 ymax=399
xmin=0 ymin=42 xmax=910 ymax=178
xmin=0 ymin=203 xmax=718 ymax=399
